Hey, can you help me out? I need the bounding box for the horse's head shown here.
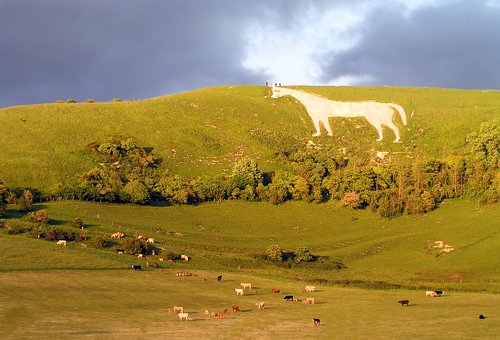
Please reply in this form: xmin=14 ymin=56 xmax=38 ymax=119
xmin=271 ymin=86 xmax=281 ymax=98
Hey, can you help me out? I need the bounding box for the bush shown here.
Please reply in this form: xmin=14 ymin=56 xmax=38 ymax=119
xmin=66 ymin=98 xmax=77 ymax=103
xmin=123 ymin=180 xmax=149 ymax=204
xmin=93 ymin=235 xmax=112 ymax=249
xmin=72 ymin=218 xmax=84 ymax=229
xmin=30 ymin=209 xmax=49 ymax=224
xmin=17 ymin=190 xmax=33 ymax=212
xmin=341 ymin=192 xmax=363 ymax=209
xmin=45 ymin=227 xmax=75 ymax=241
xmin=112 ymin=98 xmax=122 ymax=102
xmin=266 ymin=244 xmax=283 ymax=262
xmin=294 ymin=247 xmax=313 ymax=263
xmin=122 ymin=238 xmax=145 ymax=255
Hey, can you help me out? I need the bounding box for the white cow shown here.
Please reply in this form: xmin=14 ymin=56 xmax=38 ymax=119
xmin=181 ymin=254 xmax=189 ymax=261
xmin=178 ymin=312 xmax=189 ymax=321
xmin=56 ymin=240 xmax=67 ymax=246
xmin=235 ymin=288 xmax=244 ymax=296
xmin=240 ymin=283 xmax=252 ymax=289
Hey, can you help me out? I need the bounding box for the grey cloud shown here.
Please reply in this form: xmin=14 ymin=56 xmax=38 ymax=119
xmin=321 ymin=1 xmax=500 ymax=89
xmin=0 ymin=0 xmax=272 ymax=106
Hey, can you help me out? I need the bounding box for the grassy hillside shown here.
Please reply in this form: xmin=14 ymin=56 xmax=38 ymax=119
xmin=1 ymin=85 xmax=498 ymax=191
xmin=1 ymin=199 xmax=498 ymax=292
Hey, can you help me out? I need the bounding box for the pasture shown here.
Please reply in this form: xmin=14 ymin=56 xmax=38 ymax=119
xmin=0 ymin=269 xmax=498 ymax=339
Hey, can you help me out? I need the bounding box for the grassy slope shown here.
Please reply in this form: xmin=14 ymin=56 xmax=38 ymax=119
xmin=1 ymin=199 xmax=498 ymax=292
xmin=1 ymin=85 xmax=499 ymax=191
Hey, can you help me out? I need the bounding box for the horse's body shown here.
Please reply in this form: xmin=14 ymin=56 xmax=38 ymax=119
xmin=271 ymin=87 xmax=407 ymax=142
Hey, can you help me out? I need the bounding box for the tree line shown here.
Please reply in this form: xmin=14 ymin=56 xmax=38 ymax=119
xmin=1 ymin=122 xmax=498 ymax=218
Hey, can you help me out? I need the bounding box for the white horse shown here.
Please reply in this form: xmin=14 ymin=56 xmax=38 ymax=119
xmin=271 ymin=87 xmax=407 ymax=142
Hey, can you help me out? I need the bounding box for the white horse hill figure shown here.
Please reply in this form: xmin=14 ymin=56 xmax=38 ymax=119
xmin=271 ymin=86 xmax=407 ymax=143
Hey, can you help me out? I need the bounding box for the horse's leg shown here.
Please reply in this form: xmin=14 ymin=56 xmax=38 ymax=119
xmin=312 ymin=119 xmax=322 ymax=136
xmin=384 ymin=120 xmax=401 ymax=143
xmin=364 ymin=115 xmax=384 ymax=141
xmin=323 ymin=118 xmax=334 ymax=136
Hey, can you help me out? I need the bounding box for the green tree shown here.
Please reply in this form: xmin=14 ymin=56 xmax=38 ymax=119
xmin=122 ymin=238 xmax=145 ymax=255
xmin=466 ymin=121 xmax=500 ymax=167
xmin=231 ymin=157 xmax=262 ymax=190
xmin=30 ymin=209 xmax=49 ymax=224
xmin=123 ymin=180 xmax=149 ymax=204
xmin=341 ymin=192 xmax=363 ymax=209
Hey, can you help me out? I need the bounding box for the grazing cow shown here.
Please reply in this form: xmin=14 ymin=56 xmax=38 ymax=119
xmin=426 ymin=291 xmax=438 ymax=297
xmin=210 ymin=311 xmax=221 ymax=319
xmin=305 ymin=286 xmax=316 ymax=293
xmin=181 ymin=254 xmax=189 ymax=261
xmin=398 ymin=300 xmax=409 ymax=306
xmin=159 ymin=258 xmax=164 ymax=262
xmin=221 ymin=309 xmax=229 ymax=319
xmin=172 ymin=306 xmax=184 ymax=313
xmin=147 ymin=238 xmax=155 ymax=244
xmin=153 ymin=262 xmax=159 ymax=268
xmin=232 ymin=304 xmax=240 ymax=312
xmin=479 ymin=314 xmax=486 ymax=319
xmin=235 ymin=288 xmax=244 ymax=296
xmin=240 ymin=283 xmax=252 ymax=289
xmin=217 ymin=275 xmax=223 ymax=282
xmin=56 ymin=240 xmax=67 ymax=246
xmin=178 ymin=312 xmax=189 ymax=321
xmin=176 ymin=270 xmax=185 ymax=277
xmin=132 ymin=265 xmax=142 ymax=271
xmin=256 ymin=302 xmax=266 ymax=310
xmin=313 ymin=318 xmax=321 ymax=326
xmin=137 ymin=254 xmax=144 ymax=258
xmin=116 ymin=249 xmax=126 ymax=254
xmin=111 ymin=232 xmax=124 ymax=238
xmin=78 ymin=234 xmax=87 ymax=241
xmin=303 ymin=297 xmax=315 ymax=304
xmin=272 ymin=288 xmax=280 ymax=294
xmin=283 ymin=295 xmax=294 ymax=301
xmin=434 ymin=290 xmax=444 ymax=296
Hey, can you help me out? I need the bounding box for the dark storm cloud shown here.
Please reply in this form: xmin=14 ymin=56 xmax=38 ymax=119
xmin=0 ymin=0 xmax=274 ymax=106
xmin=321 ymin=1 xmax=500 ymax=89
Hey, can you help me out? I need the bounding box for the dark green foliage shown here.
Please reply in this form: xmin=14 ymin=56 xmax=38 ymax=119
xmin=45 ymin=227 xmax=75 ymax=241
xmin=122 ymin=180 xmax=149 ymax=204
xmin=121 ymin=238 xmax=145 ymax=255
xmin=466 ymin=121 xmax=500 ymax=168
xmin=231 ymin=157 xmax=262 ymax=190
xmin=93 ymin=235 xmax=112 ymax=249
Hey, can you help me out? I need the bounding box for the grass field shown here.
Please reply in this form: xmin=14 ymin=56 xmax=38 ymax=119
xmin=1 ymin=269 xmax=498 ymax=339
xmin=1 ymin=85 xmax=498 ymax=191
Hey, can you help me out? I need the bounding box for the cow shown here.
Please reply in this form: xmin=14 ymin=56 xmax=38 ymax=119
xmin=210 ymin=311 xmax=221 ymax=319
xmin=240 ymin=283 xmax=252 ymax=289
xmin=305 ymin=286 xmax=316 ymax=293
xmin=434 ymin=290 xmax=444 ymax=296
xmin=116 ymin=249 xmax=126 ymax=254
xmin=221 ymin=309 xmax=229 ymax=319
xmin=303 ymin=297 xmax=315 ymax=304
xmin=232 ymin=304 xmax=240 ymax=312
xmin=78 ymin=234 xmax=87 ymax=241
xmin=153 ymin=262 xmax=160 ymax=268
xmin=137 ymin=254 xmax=144 ymax=258
xmin=479 ymin=314 xmax=486 ymax=319
xmin=235 ymin=288 xmax=244 ymax=296
xmin=313 ymin=318 xmax=321 ymax=326
xmin=398 ymin=300 xmax=409 ymax=306
xmin=172 ymin=306 xmax=184 ymax=313
xmin=426 ymin=291 xmax=437 ymax=297
xmin=181 ymin=254 xmax=189 ymax=261
xmin=256 ymin=302 xmax=266 ymax=310
xmin=146 ymin=261 xmax=150 ymax=267
xmin=147 ymin=238 xmax=155 ymax=244
xmin=272 ymin=288 xmax=280 ymax=293
xmin=111 ymin=232 xmax=124 ymax=238
xmin=283 ymin=295 xmax=294 ymax=301
xmin=217 ymin=275 xmax=223 ymax=282
xmin=178 ymin=312 xmax=189 ymax=321
xmin=56 ymin=240 xmax=67 ymax=246
xmin=132 ymin=265 xmax=142 ymax=271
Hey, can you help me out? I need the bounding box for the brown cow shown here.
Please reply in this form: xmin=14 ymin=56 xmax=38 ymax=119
xmin=232 ymin=304 xmax=240 ymax=312
xmin=398 ymin=300 xmax=409 ymax=306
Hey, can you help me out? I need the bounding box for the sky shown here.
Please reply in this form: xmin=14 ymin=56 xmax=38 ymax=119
xmin=1 ymin=0 xmax=500 ymax=107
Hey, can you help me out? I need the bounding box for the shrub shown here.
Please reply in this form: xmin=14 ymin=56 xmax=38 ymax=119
xmin=123 ymin=180 xmax=149 ymax=204
xmin=66 ymin=98 xmax=77 ymax=103
xmin=294 ymin=247 xmax=313 ymax=263
xmin=45 ymin=227 xmax=75 ymax=241
xmin=86 ymin=98 xmax=95 ymax=103
xmin=17 ymin=190 xmax=33 ymax=212
xmin=93 ymin=235 xmax=112 ymax=249
xmin=266 ymin=244 xmax=283 ymax=262
xmin=341 ymin=192 xmax=363 ymax=209
xmin=30 ymin=209 xmax=49 ymax=224
xmin=112 ymin=98 xmax=122 ymax=102
xmin=122 ymin=238 xmax=145 ymax=255
xmin=72 ymin=218 xmax=84 ymax=229
xmin=162 ymin=249 xmax=177 ymax=260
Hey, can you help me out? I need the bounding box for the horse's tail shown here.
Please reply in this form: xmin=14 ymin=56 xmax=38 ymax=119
xmin=388 ymin=103 xmax=407 ymax=126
